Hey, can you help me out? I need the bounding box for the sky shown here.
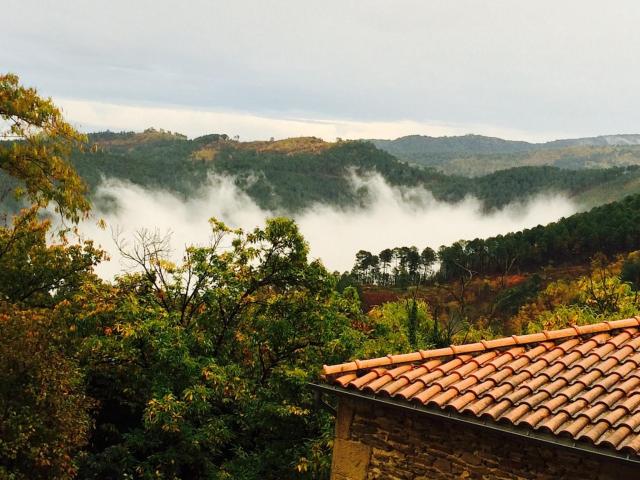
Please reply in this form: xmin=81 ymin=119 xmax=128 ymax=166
xmin=4 ymin=1 xmax=640 ymax=141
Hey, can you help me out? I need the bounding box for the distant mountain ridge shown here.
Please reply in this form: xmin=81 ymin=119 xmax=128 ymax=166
xmin=368 ymin=134 xmax=640 ymax=175
xmin=370 ymin=133 xmax=640 ymax=154
xmin=1 ymin=128 xmax=627 ymax=217
xmin=545 ymin=134 xmax=640 ymax=148
xmin=49 ymin=129 xmax=640 ymax=216
xmin=369 ymin=134 xmax=534 ymax=155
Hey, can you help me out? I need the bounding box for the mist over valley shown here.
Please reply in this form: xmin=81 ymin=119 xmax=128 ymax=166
xmin=81 ymin=171 xmax=577 ymax=279
xmin=55 ymin=129 xmax=640 ymax=279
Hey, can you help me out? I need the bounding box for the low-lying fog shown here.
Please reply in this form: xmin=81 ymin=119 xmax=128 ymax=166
xmin=79 ymin=174 xmax=577 ymax=279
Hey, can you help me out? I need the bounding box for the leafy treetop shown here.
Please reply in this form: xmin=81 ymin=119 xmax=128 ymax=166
xmin=0 ymin=73 xmax=90 ymax=221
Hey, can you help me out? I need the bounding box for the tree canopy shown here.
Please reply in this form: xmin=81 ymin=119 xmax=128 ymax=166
xmin=0 ymin=73 xmax=90 ymax=221
xmin=0 ymin=73 xmax=99 ymax=479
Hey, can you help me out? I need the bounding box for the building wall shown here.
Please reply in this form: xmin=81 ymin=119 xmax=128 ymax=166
xmin=330 ymin=396 xmax=638 ymax=480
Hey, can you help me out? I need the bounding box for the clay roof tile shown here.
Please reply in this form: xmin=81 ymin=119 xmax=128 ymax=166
xmin=623 ymin=351 xmax=640 ymax=367
xmin=555 ymin=365 xmax=585 ymax=384
xmin=573 ymin=355 xmax=602 ymax=372
xmin=428 ymin=388 xmax=459 ymax=408
xmin=576 ymin=421 xmax=610 ymax=443
xmin=556 ymin=415 xmax=591 ymax=438
xmin=614 ymin=393 xmax=640 ymax=414
xmin=555 ymin=382 xmax=587 ymax=402
xmin=575 ymin=368 xmax=607 ymax=387
xmin=362 ymin=373 xmax=396 ymax=393
xmin=558 ymin=398 xmax=589 ymax=418
xmin=446 ymin=391 xmax=477 ymax=411
xmin=538 ymin=412 xmax=570 ymax=434
xmin=609 ymin=361 xmax=637 ymax=379
xmin=411 ymin=384 xmax=443 ymax=403
xmin=619 ymin=434 xmax=640 ymax=454
xmin=450 ymin=342 xmax=485 ymax=355
xmin=597 ymin=425 xmax=632 ymax=449
xmin=379 ymin=377 xmax=410 ymax=396
xmin=482 ymin=399 xmax=513 ymax=420
xmin=335 ymin=373 xmax=357 ymax=387
xmin=596 ymin=407 xmax=629 ymax=427
xmin=615 ymin=411 xmax=640 ymax=432
xmin=484 ymin=382 xmax=513 ymax=402
xmin=538 ymin=362 xmax=566 ymax=380
xmin=574 ymin=323 xmax=611 ymax=335
xmin=394 ymin=380 xmax=426 ymax=400
xmin=539 ymin=394 xmax=569 ymax=413
xmin=348 ymin=370 xmax=381 ymax=389
xmin=503 ymin=386 xmax=533 ymax=405
xmin=499 ymin=403 xmax=530 ymax=424
xmin=607 ymin=317 xmax=640 ymax=329
xmin=513 ymin=332 xmax=548 ymax=344
xmin=518 ymin=407 xmax=552 ymax=428
xmin=462 ymin=395 xmax=495 ymax=416
xmin=322 ymin=318 xmax=640 ymax=457
xmin=481 ymin=337 xmax=517 ymax=349
xmin=522 ymin=342 xmax=555 ymax=360
xmin=520 ymin=390 xmax=550 ymax=409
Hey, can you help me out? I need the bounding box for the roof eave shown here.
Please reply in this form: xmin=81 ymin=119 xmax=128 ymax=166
xmin=310 ymin=382 xmax=640 ymax=466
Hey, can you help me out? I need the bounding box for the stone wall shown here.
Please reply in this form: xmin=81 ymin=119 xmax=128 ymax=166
xmin=330 ymin=396 xmax=638 ymax=480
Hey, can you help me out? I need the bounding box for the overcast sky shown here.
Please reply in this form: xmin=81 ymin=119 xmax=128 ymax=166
xmin=4 ymin=0 xmax=640 ymax=141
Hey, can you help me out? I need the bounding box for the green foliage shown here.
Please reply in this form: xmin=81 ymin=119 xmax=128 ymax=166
xmin=440 ymin=194 xmax=640 ymax=277
xmin=359 ymin=299 xmax=433 ymax=357
xmin=359 ymin=193 xmax=640 ymax=287
xmin=407 ymin=298 xmax=418 ymax=349
xmin=0 ymin=73 xmax=90 ymax=221
xmin=0 ymin=206 xmax=104 ymax=307
xmin=493 ymin=275 xmax=542 ymax=317
xmin=512 ymin=258 xmax=640 ymax=334
xmin=369 ymin=134 xmax=534 ymax=162
xmin=0 ymin=77 xmax=367 ymax=478
xmin=0 ymin=74 xmax=100 ymax=480
xmin=351 ymin=245 xmax=436 ymax=287
xmin=76 ymin=218 xmax=362 ymax=479
xmin=621 ymin=251 xmax=640 ymax=290
xmin=0 ymin=307 xmax=93 ymax=480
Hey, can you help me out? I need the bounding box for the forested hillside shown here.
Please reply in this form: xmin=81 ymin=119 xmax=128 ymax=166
xmin=351 ymin=193 xmax=640 ymax=286
xmin=347 ymin=192 xmax=640 ymax=348
xmin=67 ymin=130 xmax=640 ymax=212
xmin=371 ymin=134 xmax=640 ymax=176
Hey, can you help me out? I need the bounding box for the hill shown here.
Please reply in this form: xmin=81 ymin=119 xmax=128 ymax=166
xmin=348 ymin=184 xmax=640 ymax=277
xmin=369 ymin=134 xmax=640 ymax=176
xmin=66 ymin=130 xmax=640 ymax=214
xmin=351 ymin=192 xmax=640 ymax=284
xmin=348 ymin=192 xmax=640 ymax=337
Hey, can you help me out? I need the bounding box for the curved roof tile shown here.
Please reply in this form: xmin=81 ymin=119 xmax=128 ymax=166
xmin=322 ymin=318 xmax=640 ymax=457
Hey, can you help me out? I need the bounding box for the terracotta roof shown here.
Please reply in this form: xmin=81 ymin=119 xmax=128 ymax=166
xmin=322 ymin=317 xmax=640 ymax=457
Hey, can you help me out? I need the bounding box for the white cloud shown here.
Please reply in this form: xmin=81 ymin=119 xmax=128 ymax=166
xmin=78 ymin=174 xmax=577 ymax=279
xmin=5 ymin=1 xmax=640 ymax=137
xmin=56 ymin=97 xmax=569 ymax=143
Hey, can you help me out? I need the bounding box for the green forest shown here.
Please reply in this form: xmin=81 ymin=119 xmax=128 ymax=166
xmin=351 ymin=193 xmax=640 ymax=285
xmin=60 ymin=130 xmax=640 ymax=214
xmin=5 ymin=74 xmax=640 ymax=480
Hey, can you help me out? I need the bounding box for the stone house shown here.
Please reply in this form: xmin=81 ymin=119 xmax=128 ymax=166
xmin=316 ymin=318 xmax=640 ymax=479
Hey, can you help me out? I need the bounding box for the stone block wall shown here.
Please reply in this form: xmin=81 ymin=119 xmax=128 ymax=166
xmin=330 ymin=396 xmax=637 ymax=480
